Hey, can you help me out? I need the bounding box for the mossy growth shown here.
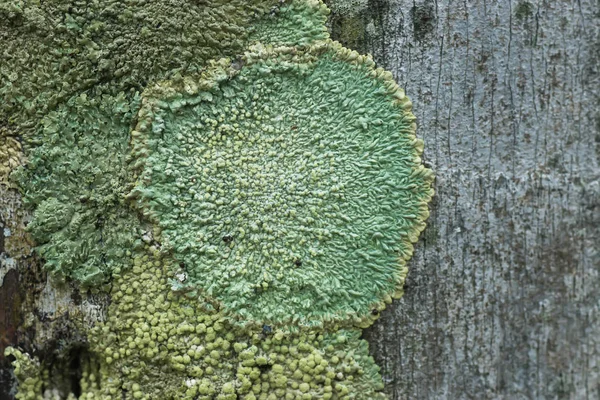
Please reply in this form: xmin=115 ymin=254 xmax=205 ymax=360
xmin=250 ymin=0 xmax=330 ymax=46
xmin=0 ymin=0 xmax=279 ymax=126
xmin=77 ymin=245 xmax=386 ymax=399
xmin=130 ymin=41 xmax=434 ymax=328
xmin=13 ymin=93 xmax=142 ymax=285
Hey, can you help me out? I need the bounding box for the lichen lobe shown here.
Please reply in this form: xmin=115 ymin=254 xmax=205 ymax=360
xmin=130 ymin=41 xmax=434 ymax=328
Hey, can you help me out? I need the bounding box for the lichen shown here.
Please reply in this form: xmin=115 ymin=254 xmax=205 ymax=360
xmin=13 ymin=93 xmax=142 ymax=285
xmin=0 ymin=0 xmax=278 ymax=125
xmin=4 ymin=1 xmax=433 ymax=398
xmin=129 ymin=41 xmax=434 ymax=328
xmin=0 ymin=126 xmax=23 ymax=185
xmin=3 ymin=347 xmax=46 ymax=400
xmin=250 ymin=0 xmax=330 ymax=46
xmin=0 ymin=126 xmax=32 ymax=265
xmin=74 ymin=245 xmax=387 ymax=399
xmin=10 ymin=0 xmax=335 ymax=287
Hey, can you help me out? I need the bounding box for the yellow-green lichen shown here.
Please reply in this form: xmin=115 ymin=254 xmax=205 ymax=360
xmin=78 ymin=246 xmax=387 ymax=399
xmin=4 ymin=1 xmax=434 ymax=398
xmin=3 ymin=347 xmax=47 ymax=400
xmin=0 ymin=125 xmax=33 ymax=260
xmin=0 ymin=126 xmax=23 ymax=184
xmin=0 ymin=0 xmax=278 ymax=126
xmin=129 ymin=41 xmax=434 ymax=328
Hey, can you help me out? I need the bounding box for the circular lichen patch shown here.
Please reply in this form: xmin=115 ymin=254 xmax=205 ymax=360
xmin=131 ymin=42 xmax=434 ymax=328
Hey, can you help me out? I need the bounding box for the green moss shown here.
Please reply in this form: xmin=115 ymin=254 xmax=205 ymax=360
xmin=79 ymin=246 xmax=387 ymax=399
xmin=0 ymin=0 xmax=278 ymax=126
xmin=130 ymin=41 xmax=434 ymax=328
xmin=250 ymin=0 xmax=330 ymax=46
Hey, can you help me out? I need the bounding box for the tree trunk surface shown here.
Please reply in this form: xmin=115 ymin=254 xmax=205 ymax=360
xmin=343 ymin=0 xmax=600 ymax=399
xmin=1 ymin=1 xmax=599 ymax=399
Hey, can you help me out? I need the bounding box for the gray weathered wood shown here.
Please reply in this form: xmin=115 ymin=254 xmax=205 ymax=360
xmin=338 ymin=0 xmax=600 ymax=398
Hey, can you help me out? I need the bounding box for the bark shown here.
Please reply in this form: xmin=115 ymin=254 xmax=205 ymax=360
xmin=332 ymin=0 xmax=600 ymax=398
xmin=1 ymin=0 xmax=599 ymax=399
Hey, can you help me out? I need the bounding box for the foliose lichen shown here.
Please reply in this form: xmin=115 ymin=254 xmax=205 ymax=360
xmin=129 ymin=41 xmax=433 ymax=328
xmin=0 ymin=0 xmax=278 ymax=125
xmin=8 ymin=0 xmax=332 ymax=287
xmin=4 ymin=0 xmax=434 ymax=398
xmin=13 ymin=93 xmax=142 ymax=285
xmin=250 ymin=0 xmax=330 ymax=46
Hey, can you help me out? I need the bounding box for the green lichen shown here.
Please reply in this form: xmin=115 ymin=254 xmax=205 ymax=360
xmin=5 ymin=1 xmax=434 ymax=398
xmin=130 ymin=41 xmax=434 ymax=328
xmin=250 ymin=0 xmax=330 ymax=46
xmin=0 ymin=0 xmax=278 ymax=125
xmin=79 ymin=246 xmax=387 ymax=399
xmin=5 ymin=243 xmax=387 ymax=399
xmin=10 ymin=0 xmax=334 ymax=287
xmin=13 ymin=93 xmax=142 ymax=285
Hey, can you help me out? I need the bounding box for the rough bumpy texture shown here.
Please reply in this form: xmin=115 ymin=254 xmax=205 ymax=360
xmin=0 ymin=126 xmax=23 ymax=184
xmin=82 ymin=245 xmax=387 ymax=400
xmin=250 ymin=0 xmax=330 ymax=46
xmin=130 ymin=41 xmax=434 ymax=328
xmin=3 ymin=348 xmax=46 ymax=400
xmin=8 ymin=0 xmax=331 ymax=288
xmin=13 ymin=93 xmax=141 ymax=285
xmin=0 ymin=0 xmax=277 ymax=125
xmin=325 ymin=0 xmax=368 ymax=17
xmin=4 ymin=1 xmax=433 ymax=398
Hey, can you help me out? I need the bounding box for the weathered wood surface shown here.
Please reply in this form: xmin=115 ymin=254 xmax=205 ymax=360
xmin=332 ymin=0 xmax=599 ymax=398
xmin=1 ymin=0 xmax=599 ymax=399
